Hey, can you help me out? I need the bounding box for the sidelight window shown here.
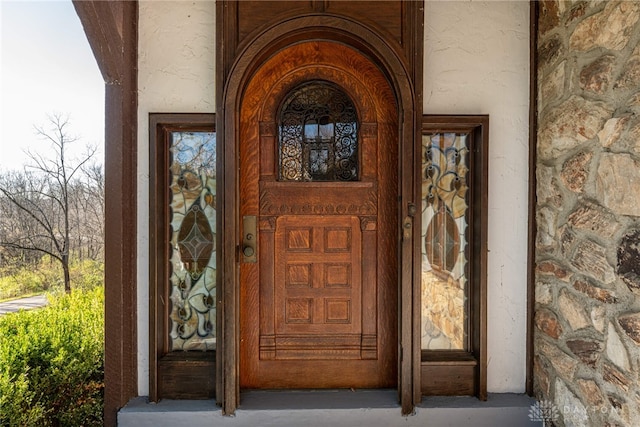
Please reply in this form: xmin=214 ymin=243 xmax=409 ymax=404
xmin=149 ymin=114 xmax=217 ymax=400
xmin=420 ymin=115 xmax=488 ymax=398
xmin=168 ymin=131 xmax=217 ymax=351
xmin=421 ymin=132 xmax=469 ymax=351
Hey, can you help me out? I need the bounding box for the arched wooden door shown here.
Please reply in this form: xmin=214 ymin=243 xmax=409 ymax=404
xmin=239 ymin=41 xmax=398 ymax=388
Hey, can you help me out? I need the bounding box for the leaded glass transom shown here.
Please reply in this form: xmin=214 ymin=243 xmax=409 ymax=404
xmin=421 ymin=132 xmax=469 ymax=350
xmin=278 ymin=81 xmax=358 ymax=181
xmin=169 ymin=131 xmax=216 ymax=350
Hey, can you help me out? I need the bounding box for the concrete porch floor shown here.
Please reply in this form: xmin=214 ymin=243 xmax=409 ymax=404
xmin=119 ymin=390 xmax=542 ymax=426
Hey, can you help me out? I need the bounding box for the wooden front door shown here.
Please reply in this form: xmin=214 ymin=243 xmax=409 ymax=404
xmin=239 ymin=41 xmax=398 ymax=389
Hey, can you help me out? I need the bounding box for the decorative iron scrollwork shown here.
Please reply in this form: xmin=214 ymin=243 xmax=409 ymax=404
xmin=278 ymin=81 xmax=359 ymax=181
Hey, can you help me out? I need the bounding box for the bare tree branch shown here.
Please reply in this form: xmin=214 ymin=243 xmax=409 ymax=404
xmin=0 ymin=114 xmax=103 ymax=293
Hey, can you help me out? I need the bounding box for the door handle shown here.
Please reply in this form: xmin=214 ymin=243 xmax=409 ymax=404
xmin=242 ymin=216 xmax=257 ymax=263
xmin=242 ymin=244 xmax=255 ymax=257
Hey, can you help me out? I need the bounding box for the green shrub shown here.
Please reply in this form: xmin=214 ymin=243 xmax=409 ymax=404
xmin=0 ymin=286 xmax=104 ymax=426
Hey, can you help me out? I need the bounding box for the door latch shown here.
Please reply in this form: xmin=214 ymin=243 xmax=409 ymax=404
xmin=402 ymin=202 xmax=416 ymax=240
xmin=402 ymin=216 xmax=412 ymax=240
xmin=242 ymin=215 xmax=257 ymax=263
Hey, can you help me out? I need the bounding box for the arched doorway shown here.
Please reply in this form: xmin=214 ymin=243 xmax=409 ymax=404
xmin=238 ymin=41 xmax=398 ymax=388
xmin=219 ymin=8 xmax=421 ymax=413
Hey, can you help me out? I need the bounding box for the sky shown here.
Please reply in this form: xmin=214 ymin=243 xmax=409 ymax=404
xmin=0 ymin=0 xmax=104 ymax=171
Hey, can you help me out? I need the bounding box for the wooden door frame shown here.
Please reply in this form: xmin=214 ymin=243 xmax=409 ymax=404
xmin=217 ymin=13 xmax=421 ymax=415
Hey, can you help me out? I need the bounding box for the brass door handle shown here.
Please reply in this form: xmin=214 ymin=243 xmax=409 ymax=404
xmin=242 ymin=216 xmax=257 ymax=262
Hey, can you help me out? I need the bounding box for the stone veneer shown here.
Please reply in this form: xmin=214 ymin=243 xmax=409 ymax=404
xmin=536 ymin=1 xmax=640 ymax=426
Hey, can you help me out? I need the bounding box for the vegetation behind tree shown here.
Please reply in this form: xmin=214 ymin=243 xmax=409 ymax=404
xmin=0 ymin=258 xmax=104 ymax=302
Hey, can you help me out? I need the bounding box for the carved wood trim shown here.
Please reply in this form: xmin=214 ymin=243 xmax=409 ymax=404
xmin=361 ymin=334 xmax=378 ymax=360
xmin=360 ymin=122 xmax=378 ymax=138
xmin=361 ymin=122 xmax=378 ymax=180
xmin=360 ymin=216 xmax=377 ymax=231
xmin=259 ymin=334 xmax=276 ymax=360
xmin=259 ymin=121 xmax=277 ymax=136
xmin=268 ymin=334 xmax=364 ymax=360
xmin=259 ymin=216 xmax=277 ymax=231
xmin=260 ymin=182 xmax=378 ymax=216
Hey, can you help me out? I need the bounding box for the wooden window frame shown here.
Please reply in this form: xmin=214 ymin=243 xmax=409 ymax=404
xmin=419 ymin=115 xmax=488 ymax=399
xmin=149 ymin=113 xmax=217 ymax=401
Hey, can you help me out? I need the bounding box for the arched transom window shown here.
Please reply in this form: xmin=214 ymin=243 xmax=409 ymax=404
xmin=278 ymin=81 xmax=359 ymax=181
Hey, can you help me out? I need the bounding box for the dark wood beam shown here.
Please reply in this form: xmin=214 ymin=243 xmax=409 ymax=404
xmin=73 ymin=1 xmax=125 ymax=84
xmin=72 ymin=2 xmax=138 ymax=425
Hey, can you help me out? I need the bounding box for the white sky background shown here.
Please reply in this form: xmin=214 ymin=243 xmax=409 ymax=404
xmin=0 ymin=0 xmax=104 ymax=171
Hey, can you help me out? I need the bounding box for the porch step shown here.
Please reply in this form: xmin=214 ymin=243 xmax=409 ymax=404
xmin=118 ymin=391 xmax=541 ymax=426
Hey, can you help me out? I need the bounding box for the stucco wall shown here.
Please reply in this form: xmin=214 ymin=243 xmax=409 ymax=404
xmin=424 ymin=0 xmax=530 ymax=392
xmin=137 ymin=0 xmax=216 ymax=395
xmin=136 ymin=1 xmax=529 ymax=396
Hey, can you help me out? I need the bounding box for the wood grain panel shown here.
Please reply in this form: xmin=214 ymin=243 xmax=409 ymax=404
xmin=237 ymin=1 xmax=314 ymax=44
xmin=259 ymin=121 xmax=276 ymax=180
xmin=325 ymin=264 xmax=350 ymax=288
xmin=158 ymin=353 xmax=215 ymax=399
xmin=239 ymin=40 xmax=397 ymax=389
xmin=273 ymin=216 xmax=362 ymax=336
xmin=421 ymin=357 xmax=477 ymax=396
xmin=258 ymin=216 xmax=276 ymax=361
xmin=324 ymin=1 xmax=403 ymax=45
xmin=286 ymin=264 xmax=312 ymax=288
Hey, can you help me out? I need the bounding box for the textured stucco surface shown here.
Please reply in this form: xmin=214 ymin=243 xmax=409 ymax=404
xmin=424 ymin=0 xmax=530 ymax=393
xmin=137 ymin=0 xmax=215 ymax=396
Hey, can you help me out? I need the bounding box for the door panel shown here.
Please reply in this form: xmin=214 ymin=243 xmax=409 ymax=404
xmin=268 ymin=215 xmax=363 ymax=360
xmin=239 ymin=41 xmax=397 ymax=389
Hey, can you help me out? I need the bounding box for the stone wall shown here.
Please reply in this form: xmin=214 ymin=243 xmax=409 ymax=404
xmin=536 ymin=1 xmax=640 ymax=425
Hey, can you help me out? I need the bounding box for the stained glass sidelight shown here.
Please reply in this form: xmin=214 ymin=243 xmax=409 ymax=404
xmin=421 ymin=132 xmax=469 ymax=350
xmin=278 ymin=81 xmax=358 ymax=181
xmin=169 ymin=131 xmax=216 ymax=350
